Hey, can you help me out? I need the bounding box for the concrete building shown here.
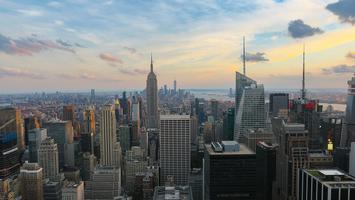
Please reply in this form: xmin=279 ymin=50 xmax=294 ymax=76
xmin=62 ymin=181 xmax=84 ymax=200
xmin=38 ymin=137 xmax=59 ymax=181
xmin=298 ymin=169 xmax=355 ymax=200
xmin=28 ymin=128 xmax=47 ymax=162
xmin=20 ymin=162 xmax=43 ymax=200
xmin=204 ymin=141 xmax=256 ymax=200
xmin=146 ymin=55 xmax=159 ymax=129
xmin=153 ymin=186 xmax=193 ymax=200
xmin=159 ymin=115 xmax=190 ymax=185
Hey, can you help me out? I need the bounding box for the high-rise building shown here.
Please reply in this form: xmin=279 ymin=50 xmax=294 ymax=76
xmin=146 ymin=55 xmax=159 ymax=129
xmin=43 ymin=179 xmax=62 ymax=200
xmin=350 ymin=142 xmax=355 ymax=177
xmin=134 ymin=170 xmax=156 ymax=200
xmin=234 ymin=72 xmax=265 ymax=141
xmin=173 ymin=79 xmax=177 ymax=94
xmin=340 ymin=75 xmax=355 ymax=147
xmin=20 ymin=162 xmax=43 ymax=200
xmin=0 ymin=179 xmax=16 ymax=200
xmin=240 ymin=128 xmax=274 ymax=152
xmin=148 ymin=129 xmax=159 ymax=166
xmin=153 ymin=186 xmax=193 ymax=200
xmin=269 ymin=93 xmax=289 ymax=118
xmin=43 ymin=120 xmax=73 ymax=169
xmin=119 ymin=125 xmax=131 ymax=154
xmin=83 ymin=107 xmax=96 ymax=136
xmin=189 ymin=168 xmax=202 ymax=200
xmin=204 ymin=141 xmax=256 ymax=200
xmin=222 ymin=107 xmax=235 ymax=140
xmin=24 ymin=116 xmax=40 ymax=145
xmin=90 ymin=89 xmax=95 ymax=104
xmin=0 ymin=107 xmax=22 ymax=179
xmin=256 ymin=141 xmax=278 ymax=200
xmin=81 ymin=152 xmax=97 ymax=181
xmin=84 ymin=166 xmax=121 ymax=200
xmin=28 ymin=128 xmax=47 ymax=162
xmin=63 ymin=105 xmax=75 ymax=123
xmin=210 ymin=99 xmax=218 ymax=121
xmin=100 ymin=105 xmax=120 ymax=167
xmin=298 ymin=169 xmax=355 ymax=200
xmin=124 ymin=146 xmax=147 ymax=195
xmin=62 ymin=181 xmax=84 ymax=200
xmin=38 ymin=138 xmax=59 ymax=181
xmin=159 ymin=115 xmax=190 ymax=185
xmin=273 ymin=120 xmax=309 ymax=200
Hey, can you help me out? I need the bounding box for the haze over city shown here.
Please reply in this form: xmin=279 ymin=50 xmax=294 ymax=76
xmin=0 ymin=0 xmax=355 ymax=93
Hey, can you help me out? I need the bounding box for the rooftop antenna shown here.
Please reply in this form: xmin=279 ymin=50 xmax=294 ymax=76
xmin=150 ymin=53 xmax=153 ymax=72
xmin=243 ymin=36 xmax=246 ymax=76
xmin=302 ymin=44 xmax=306 ymax=99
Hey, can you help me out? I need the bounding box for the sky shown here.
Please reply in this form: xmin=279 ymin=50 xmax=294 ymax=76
xmin=0 ymin=0 xmax=355 ymax=93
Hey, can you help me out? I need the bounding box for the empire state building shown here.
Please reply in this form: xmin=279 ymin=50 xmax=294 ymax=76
xmin=146 ymin=55 xmax=159 ymax=129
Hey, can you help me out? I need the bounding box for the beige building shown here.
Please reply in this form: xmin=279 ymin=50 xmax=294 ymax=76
xmin=20 ymin=162 xmax=43 ymax=200
xmin=38 ymin=137 xmax=59 ymax=181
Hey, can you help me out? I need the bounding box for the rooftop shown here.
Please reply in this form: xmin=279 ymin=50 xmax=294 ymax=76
xmin=206 ymin=142 xmax=254 ymax=156
xmin=305 ymin=169 xmax=355 ymax=185
xmin=160 ymin=115 xmax=190 ymax=120
xmin=153 ymin=186 xmax=192 ymax=200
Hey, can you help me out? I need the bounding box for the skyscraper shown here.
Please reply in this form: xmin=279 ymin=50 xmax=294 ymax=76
xmin=63 ymin=105 xmax=75 ymax=124
xmin=124 ymin=146 xmax=147 ymax=195
xmin=234 ymin=72 xmax=265 ymax=141
xmin=20 ymin=162 xmax=43 ymax=200
xmin=38 ymin=137 xmax=59 ymax=181
xmin=28 ymin=128 xmax=47 ymax=162
xmin=341 ymin=74 xmax=355 ymax=147
xmin=269 ymin=93 xmax=289 ymax=118
xmin=146 ymin=55 xmax=159 ymax=129
xmin=0 ymin=107 xmax=22 ymax=179
xmin=100 ymin=105 xmax=120 ymax=167
xmin=159 ymin=115 xmax=190 ymax=185
xmin=90 ymin=89 xmax=95 ymax=104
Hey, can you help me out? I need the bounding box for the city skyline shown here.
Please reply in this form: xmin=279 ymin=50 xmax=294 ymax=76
xmin=0 ymin=0 xmax=354 ymax=93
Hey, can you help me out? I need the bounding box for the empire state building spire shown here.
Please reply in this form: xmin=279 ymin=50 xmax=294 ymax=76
xmin=150 ymin=53 xmax=153 ymax=72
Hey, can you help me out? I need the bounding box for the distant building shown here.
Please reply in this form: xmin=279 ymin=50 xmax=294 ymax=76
xmin=90 ymin=89 xmax=95 ymax=104
xmin=153 ymin=186 xmax=193 ymax=200
xmin=119 ymin=125 xmax=131 ymax=154
xmin=159 ymin=115 xmax=190 ymax=185
xmin=38 ymin=137 xmax=59 ymax=181
xmin=20 ymin=162 xmax=43 ymax=200
xmin=146 ymin=56 xmax=159 ymax=129
xmin=298 ymin=169 xmax=355 ymax=200
xmin=204 ymin=141 xmax=256 ymax=200
xmin=28 ymin=128 xmax=47 ymax=162
xmin=340 ymin=75 xmax=355 ymax=147
xmin=62 ymin=181 xmax=84 ymax=200
xmin=269 ymin=93 xmax=289 ymax=118
xmin=222 ymin=107 xmax=235 ymax=140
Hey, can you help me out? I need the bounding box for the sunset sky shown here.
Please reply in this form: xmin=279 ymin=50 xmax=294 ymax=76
xmin=0 ymin=0 xmax=355 ymax=93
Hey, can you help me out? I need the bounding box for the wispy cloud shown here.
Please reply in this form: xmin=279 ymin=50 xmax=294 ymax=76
xmin=0 ymin=67 xmax=45 ymax=79
xmin=322 ymin=64 xmax=355 ymax=74
xmin=241 ymin=52 xmax=269 ymax=62
xmin=119 ymin=68 xmax=148 ymax=75
xmin=288 ymin=19 xmax=323 ymax=38
xmin=99 ymin=53 xmax=123 ymax=63
xmin=326 ymin=0 xmax=355 ymax=25
xmin=122 ymin=46 xmax=137 ymax=54
xmin=346 ymin=52 xmax=355 ymax=59
xmin=17 ymin=9 xmax=42 ymax=16
xmin=0 ymin=33 xmax=75 ymax=56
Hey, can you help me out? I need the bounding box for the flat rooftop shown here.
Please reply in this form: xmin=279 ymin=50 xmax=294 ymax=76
xmin=160 ymin=115 xmax=190 ymax=120
xmin=305 ymin=169 xmax=355 ymax=184
xmin=205 ymin=143 xmax=255 ymax=155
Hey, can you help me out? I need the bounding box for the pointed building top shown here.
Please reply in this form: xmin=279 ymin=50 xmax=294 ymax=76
xmin=150 ymin=53 xmax=153 ymax=72
xmin=243 ymin=36 xmax=246 ymax=76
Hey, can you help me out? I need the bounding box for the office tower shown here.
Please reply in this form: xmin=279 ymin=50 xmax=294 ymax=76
xmin=148 ymin=129 xmax=159 ymax=165
xmin=131 ymin=121 xmax=140 ymax=146
xmin=90 ymin=89 xmax=95 ymax=103
xmin=0 ymin=179 xmax=15 ymax=200
xmin=0 ymin=107 xmax=21 ymax=179
xmin=146 ymin=55 xmax=159 ymax=129
xmin=273 ymin=120 xmax=309 ymax=200
xmin=240 ymin=128 xmax=274 ymax=152
xmin=124 ymin=146 xmax=147 ymax=195
xmin=204 ymin=141 xmax=256 ymax=200
xmin=119 ymin=125 xmax=131 ymax=154
xmin=340 ymin=75 xmax=355 ymax=147
xmin=298 ymin=169 xmax=355 ymax=200
xmin=84 ymin=166 xmax=121 ymax=199
xmin=38 ymin=138 xmax=59 ymax=181
xmin=0 ymin=107 xmax=24 ymax=151
xmin=189 ymin=168 xmax=202 ymax=200
xmin=173 ymin=79 xmax=177 ymax=94
xmin=153 ymin=186 xmax=193 ymax=200
xmin=210 ymin=99 xmax=218 ymax=120
xmin=81 ymin=152 xmax=97 ymax=181
xmin=222 ymin=107 xmax=235 ymax=140
xmin=234 ymin=72 xmax=265 ymax=141
xmin=28 ymin=128 xmax=47 ymax=162
xmin=63 ymin=105 xmax=75 ymax=123
xmin=269 ymin=93 xmax=289 ymax=118
xmin=190 ymin=116 xmax=198 ymax=145
xmin=333 ymin=147 xmax=350 ymax=172
xmin=43 ymin=120 xmax=73 ymax=169
xmin=24 ymin=116 xmax=40 ymax=145
xmin=43 ymin=179 xmax=62 ymax=200
xmin=81 ymin=132 xmax=94 ymax=154
xmin=320 ymin=116 xmax=343 ymax=149
xmin=83 ymin=107 xmax=96 ymax=136
xmin=134 ymin=171 xmax=155 ymax=200
xmin=350 ymin=142 xmax=355 ymax=176
xmin=20 ymin=162 xmax=43 ymax=200
xmin=159 ymin=115 xmax=190 ymax=185
xmin=62 ymin=181 xmax=84 ymax=200
xmin=100 ymin=105 xmax=120 ymax=167
xmin=256 ymin=142 xmax=277 ymax=200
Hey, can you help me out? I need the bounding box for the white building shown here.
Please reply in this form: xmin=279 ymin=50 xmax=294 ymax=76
xmin=159 ymin=115 xmax=191 ymax=185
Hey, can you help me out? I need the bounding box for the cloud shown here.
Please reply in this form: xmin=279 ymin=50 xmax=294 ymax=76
xmin=0 ymin=33 xmax=75 ymax=56
xmin=56 ymin=39 xmax=72 ymax=47
xmin=80 ymin=73 xmax=96 ymax=80
xmin=322 ymin=64 xmax=355 ymax=74
xmin=54 ymin=20 xmax=64 ymax=26
xmin=326 ymin=0 xmax=355 ymax=25
xmin=134 ymin=69 xmax=148 ymax=74
xmin=0 ymin=67 xmax=45 ymax=79
xmin=119 ymin=68 xmax=148 ymax=75
xmin=288 ymin=19 xmax=323 ymax=38
xmin=241 ymin=52 xmax=269 ymax=62
xmin=17 ymin=9 xmax=42 ymax=16
xmin=346 ymin=52 xmax=355 ymax=59
xmin=58 ymin=73 xmax=96 ymax=80
xmin=48 ymin=1 xmax=62 ymax=8
xmin=99 ymin=53 xmax=123 ymax=63
xmin=122 ymin=46 xmax=137 ymax=54
xmin=119 ymin=69 xmax=136 ymax=75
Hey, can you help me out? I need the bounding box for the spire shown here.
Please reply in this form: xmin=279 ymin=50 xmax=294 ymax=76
xmin=150 ymin=53 xmax=153 ymax=72
xmin=243 ymin=36 xmax=246 ymax=76
xmin=302 ymin=44 xmax=306 ymax=99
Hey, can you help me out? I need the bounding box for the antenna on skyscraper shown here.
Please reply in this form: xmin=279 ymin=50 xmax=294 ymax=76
xmin=302 ymin=44 xmax=306 ymax=99
xmin=243 ymin=36 xmax=246 ymax=76
xmin=150 ymin=53 xmax=153 ymax=72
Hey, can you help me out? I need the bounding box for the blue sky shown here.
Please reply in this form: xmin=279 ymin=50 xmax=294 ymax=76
xmin=0 ymin=0 xmax=355 ymax=93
